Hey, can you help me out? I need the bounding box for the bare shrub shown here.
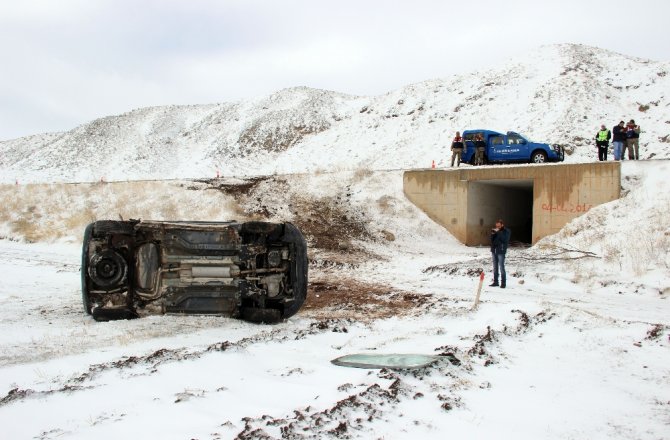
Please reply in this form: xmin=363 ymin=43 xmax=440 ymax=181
xmin=602 ymin=242 xmax=622 ymax=269
xmin=376 ymin=195 xmax=395 ymax=213
xmin=63 ymin=208 xmax=97 ymax=235
xmin=629 ymin=234 xmax=670 ymax=275
xmin=352 ymin=167 xmax=373 ymax=182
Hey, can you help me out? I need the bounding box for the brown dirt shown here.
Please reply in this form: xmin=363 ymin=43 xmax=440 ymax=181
xmin=201 ymin=176 xmax=375 ymax=254
xmin=290 ymin=197 xmax=373 ymax=252
xmin=196 ymin=176 xmax=271 ymax=199
xmin=301 ymin=278 xmax=431 ymax=321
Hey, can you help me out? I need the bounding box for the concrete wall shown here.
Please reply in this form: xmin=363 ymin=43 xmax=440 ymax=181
xmin=403 ymin=162 xmax=621 ymax=246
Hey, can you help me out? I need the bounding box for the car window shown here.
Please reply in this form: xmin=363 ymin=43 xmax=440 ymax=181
xmin=508 ymin=135 xmax=522 ymax=145
xmin=491 ymin=136 xmax=503 ymax=145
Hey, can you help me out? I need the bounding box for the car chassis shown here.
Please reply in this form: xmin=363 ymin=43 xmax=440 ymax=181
xmin=82 ymin=220 xmax=307 ymax=323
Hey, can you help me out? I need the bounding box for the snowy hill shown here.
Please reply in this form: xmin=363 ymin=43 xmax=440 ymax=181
xmin=0 ymin=43 xmax=669 ymax=439
xmin=1 ymin=43 xmax=669 ymax=183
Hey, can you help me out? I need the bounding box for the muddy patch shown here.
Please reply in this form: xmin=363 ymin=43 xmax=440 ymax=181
xmin=303 ymin=279 xmax=431 ymax=321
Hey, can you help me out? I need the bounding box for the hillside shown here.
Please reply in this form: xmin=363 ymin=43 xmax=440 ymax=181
xmin=1 ymin=43 xmax=668 ymax=183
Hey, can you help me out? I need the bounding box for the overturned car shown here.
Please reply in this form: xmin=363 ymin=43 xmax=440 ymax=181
xmin=82 ymin=220 xmax=307 ymax=323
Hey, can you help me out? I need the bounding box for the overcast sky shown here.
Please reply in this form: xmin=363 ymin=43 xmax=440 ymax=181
xmin=1 ymin=0 xmax=669 ymax=140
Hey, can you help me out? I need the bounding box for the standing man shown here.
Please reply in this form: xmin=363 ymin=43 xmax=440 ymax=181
xmin=611 ymin=121 xmax=626 ymax=161
xmin=626 ymin=119 xmax=641 ymax=160
xmin=490 ymin=219 xmax=511 ymax=288
xmin=450 ymin=131 xmax=465 ymax=167
xmin=474 ymin=134 xmax=486 ymax=166
xmin=595 ymin=124 xmax=611 ymax=161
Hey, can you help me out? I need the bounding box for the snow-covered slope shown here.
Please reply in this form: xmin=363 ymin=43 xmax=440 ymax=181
xmin=0 ymin=161 xmax=668 ymax=439
xmin=1 ymin=44 xmax=668 ymax=183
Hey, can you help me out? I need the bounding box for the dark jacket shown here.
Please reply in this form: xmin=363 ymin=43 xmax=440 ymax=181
xmin=612 ymin=125 xmax=626 ymax=142
xmin=626 ymin=125 xmax=640 ymax=139
xmin=490 ymin=227 xmax=511 ymax=254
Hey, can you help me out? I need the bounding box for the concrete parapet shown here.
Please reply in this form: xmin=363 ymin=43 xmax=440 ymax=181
xmin=403 ymin=162 xmax=621 ymax=245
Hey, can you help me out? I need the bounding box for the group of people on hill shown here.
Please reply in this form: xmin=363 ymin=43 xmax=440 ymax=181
xmin=595 ymin=120 xmax=641 ymax=161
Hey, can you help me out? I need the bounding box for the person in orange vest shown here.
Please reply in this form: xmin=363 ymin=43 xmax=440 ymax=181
xmin=450 ymin=132 xmax=465 ymax=167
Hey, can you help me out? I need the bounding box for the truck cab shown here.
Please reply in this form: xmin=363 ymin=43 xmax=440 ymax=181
xmin=461 ymin=129 xmax=564 ymax=164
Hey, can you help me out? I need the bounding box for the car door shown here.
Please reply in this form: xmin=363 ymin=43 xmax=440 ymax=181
xmin=507 ymin=133 xmax=530 ymax=160
xmin=488 ymin=135 xmax=506 ymax=161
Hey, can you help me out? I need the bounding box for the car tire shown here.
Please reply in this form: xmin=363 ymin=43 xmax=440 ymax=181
xmin=240 ymin=307 xmax=282 ymax=324
xmin=82 ymin=223 xmax=94 ymax=314
xmin=88 ymin=249 xmax=128 ymax=288
xmin=240 ymin=221 xmax=282 ymax=235
xmin=531 ymin=151 xmax=547 ymax=163
xmin=92 ymin=220 xmax=135 ymax=238
xmin=279 ymin=223 xmax=308 ymax=319
xmin=92 ymin=307 xmax=138 ymax=322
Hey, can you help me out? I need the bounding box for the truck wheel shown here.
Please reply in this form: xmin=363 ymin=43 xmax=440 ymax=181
xmin=531 ymin=151 xmax=547 ymax=163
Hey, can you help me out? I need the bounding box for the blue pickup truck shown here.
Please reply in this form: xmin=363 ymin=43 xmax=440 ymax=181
xmin=461 ymin=129 xmax=564 ymax=164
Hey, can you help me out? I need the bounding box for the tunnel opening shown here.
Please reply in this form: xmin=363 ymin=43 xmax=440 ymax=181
xmin=467 ymin=179 xmax=534 ymax=246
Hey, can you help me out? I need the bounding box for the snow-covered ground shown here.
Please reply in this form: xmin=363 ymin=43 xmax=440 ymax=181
xmin=0 ymin=158 xmax=668 ymax=439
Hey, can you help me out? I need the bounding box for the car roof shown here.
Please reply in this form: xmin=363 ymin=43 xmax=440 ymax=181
xmin=462 ymin=129 xmax=504 ymax=137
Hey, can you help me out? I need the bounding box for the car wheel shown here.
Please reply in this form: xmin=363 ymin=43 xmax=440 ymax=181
xmin=88 ymin=250 xmax=128 ymax=288
xmin=279 ymin=223 xmax=307 ymax=320
xmin=92 ymin=307 xmax=138 ymax=321
xmin=82 ymin=223 xmax=94 ymax=314
xmin=92 ymin=220 xmax=135 ymax=238
xmin=531 ymin=151 xmax=547 ymax=163
xmin=240 ymin=307 xmax=282 ymax=324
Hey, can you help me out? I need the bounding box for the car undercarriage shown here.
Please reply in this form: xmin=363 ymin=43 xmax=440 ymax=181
xmin=82 ymin=220 xmax=307 ymax=323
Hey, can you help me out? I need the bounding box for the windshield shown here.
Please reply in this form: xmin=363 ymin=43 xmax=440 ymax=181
xmin=507 ymin=132 xmax=529 ymax=143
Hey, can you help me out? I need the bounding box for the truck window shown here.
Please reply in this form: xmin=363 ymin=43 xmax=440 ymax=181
xmin=464 ymin=132 xmax=483 ymax=142
xmin=491 ymin=136 xmax=503 ymax=145
xmin=508 ymin=135 xmax=522 ymax=144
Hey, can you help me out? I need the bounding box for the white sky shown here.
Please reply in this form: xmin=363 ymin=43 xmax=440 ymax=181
xmin=1 ymin=0 xmax=669 ymax=141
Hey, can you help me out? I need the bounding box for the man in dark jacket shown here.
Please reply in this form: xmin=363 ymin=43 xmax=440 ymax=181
xmin=490 ymin=219 xmax=511 ymax=288
xmin=595 ymin=124 xmax=611 ymax=161
xmin=612 ymin=121 xmax=626 ymax=160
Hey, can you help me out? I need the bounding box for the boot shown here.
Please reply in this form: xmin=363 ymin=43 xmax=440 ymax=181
xmin=489 ymin=282 xmax=499 ymax=287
